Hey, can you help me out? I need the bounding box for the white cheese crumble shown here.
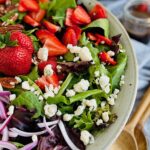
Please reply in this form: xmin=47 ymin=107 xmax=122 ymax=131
xmin=101 ymin=41 xmax=105 ymax=44
xmin=44 ymin=64 xmax=54 ymax=76
xmin=102 ymin=112 xmax=109 ymax=122
xmin=67 ymin=44 xmax=81 ymax=53
xmin=0 ymin=83 xmax=3 ymax=92
xmin=56 ymin=110 xmax=62 ymax=116
xmin=74 ymin=105 xmax=85 ymax=116
xmin=15 ymin=76 xmax=22 ymax=83
xmin=66 ymin=89 xmax=76 ymax=97
xmin=32 ymin=135 xmax=38 ymax=142
xmin=44 ymin=104 xmax=57 ymax=118
xmin=34 ymin=90 xmax=40 ymax=96
xmin=85 ymin=99 xmax=97 ymax=111
xmin=74 ymin=79 xmax=90 ymax=93
xmin=7 ymin=105 xmax=14 ymax=116
xmin=101 ymin=101 xmax=106 ymax=108
xmin=56 ymin=65 xmax=62 ymax=73
xmin=79 ymin=47 xmax=92 ymax=61
xmin=43 ymin=91 xmax=55 ymax=99
xmin=39 ymin=95 xmax=44 ymax=101
xmin=9 ymin=94 xmax=16 ymax=101
xmin=80 ymin=130 xmax=94 ymax=145
xmin=63 ymin=114 xmax=74 ymax=122
xmin=37 ymin=47 xmax=48 ymax=61
xmin=73 ymin=56 xmax=80 ymax=62
xmin=96 ymin=119 xmax=103 ymax=126
xmin=107 ymin=51 xmax=115 ymax=57
xmin=30 ymin=86 xmax=35 ymax=92
xmin=22 ymin=81 xmax=30 ymax=90
xmin=94 ymin=71 xmax=100 ymax=77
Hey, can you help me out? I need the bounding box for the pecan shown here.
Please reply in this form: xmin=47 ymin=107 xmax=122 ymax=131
xmin=0 ymin=77 xmax=18 ymax=89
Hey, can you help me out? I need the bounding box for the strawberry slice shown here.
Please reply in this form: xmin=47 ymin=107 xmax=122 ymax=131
xmin=36 ymin=29 xmax=52 ymax=43
xmin=43 ymin=20 xmax=60 ymax=33
xmin=23 ymin=15 xmax=40 ymax=27
xmin=39 ymin=0 xmax=49 ymax=2
xmin=18 ymin=2 xmax=27 ymax=12
xmin=71 ymin=5 xmax=91 ymax=25
xmin=35 ymin=76 xmax=49 ymax=90
xmin=87 ymin=32 xmax=97 ymax=41
xmin=20 ymin=0 xmax=40 ymax=12
xmin=46 ymin=74 xmax=59 ymax=87
xmin=29 ymin=9 xmax=46 ymax=22
xmin=95 ymin=34 xmax=112 ymax=46
xmin=62 ymin=27 xmax=77 ymax=46
xmin=72 ymin=26 xmax=82 ymax=40
xmin=136 ymin=3 xmax=148 ymax=13
xmin=89 ymin=4 xmax=107 ymax=20
xmin=65 ymin=8 xmax=74 ymax=27
xmin=38 ymin=60 xmax=57 ymax=74
xmin=99 ymin=52 xmax=116 ymax=65
xmin=0 ymin=0 xmax=5 ymax=4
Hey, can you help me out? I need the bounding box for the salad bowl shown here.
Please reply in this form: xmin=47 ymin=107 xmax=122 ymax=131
xmin=80 ymin=0 xmax=138 ymax=149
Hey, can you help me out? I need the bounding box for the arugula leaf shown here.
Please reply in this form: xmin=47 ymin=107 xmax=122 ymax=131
xmin=107 ymin=53 xmax=127 ymax=90
xmin=12 ymin=91 xmax=43 ymax=118
xmin=46 ymin=96 xmax=69 ymax=105
xmin=27 ymin=66 xmax=39 ymax=81
xmin=11 ymin=142 xmax=24 ymax=148
xmin=83 ymin=19 xmax=110 ymax=37
xmin=73 ymin=111 xmax=94 ymax=130
xmin=0 ymin=32 xmax=18 ymax=48
xmin=23 ymin=28 xmax=38 ymax=36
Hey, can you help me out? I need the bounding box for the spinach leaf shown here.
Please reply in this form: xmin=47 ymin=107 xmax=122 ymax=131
xmin=27 ymin=66 xmax=39 ymax=81
xmin=107 ymin=53 xmax=127 ymax=90
xmin=47 ymin=96 xmax=69 ymax=105
xmin=12 ymin=91 xmax=43 ymax=118
xmin=83 ymin=19 xmax=109 ymax=37
xmin=79 ymin=32 xmax=90 ymax=46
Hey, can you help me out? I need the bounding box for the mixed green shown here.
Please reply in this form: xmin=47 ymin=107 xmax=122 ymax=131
xmin=0 ymin=0 xmax=127 ymax=149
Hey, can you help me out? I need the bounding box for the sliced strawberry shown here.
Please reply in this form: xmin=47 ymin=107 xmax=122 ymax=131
xmin=95 ymin=34 xmax=112 ymax=46
xmin=87 ymin=32 xmax=97 ymax=41
xmin=136 ymin=3 xmax=148 ymax=12
xmin=38 ymin=60 xmax=57 ymax=74
xmin=65 ymin=8 xmax=74 ymax=27
xmin=44 ymin=36 xmax=68 ymax=56
xmin=0 ymin=0 xmax=5 ymax=4
xmin=71 ymin=5 xmax=91 ymax=25
xmin=43 ymin=20 xmax=60 ymax=33
xmin=39 ymin=0 xmax=49 ymax=2
xmin=62 ymin=27 xmax=77 ymax=46
xmin=72 ymin=26 xmax=82 ymax=40
xmin=99 ymin=52 xmax=116 ymax=65
xmin=89 ymin=4 xmax=107 ymax=20
xmin=29 ymin=9 xmax=46 ymax=22
xmin=35 ymin=76 xmax=49 ymax=90
xmin=20 ymin=0 xmax=40 ymax=12
xmin=46 ymin=74 xmax=59 ymax=87
xmin=23 ymin=15 xmax=40 ymax=27
xmin=36 ymin=29 xmax=52 ymax=44
xmin=18 ymin=2 xmax=27 ymax=12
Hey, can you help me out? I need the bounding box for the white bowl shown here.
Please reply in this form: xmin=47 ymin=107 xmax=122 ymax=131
xmin=79 ymin=0 xmax=138 ymax=149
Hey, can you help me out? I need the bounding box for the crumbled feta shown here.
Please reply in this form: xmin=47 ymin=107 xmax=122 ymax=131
xmin=56 ymin=110 xmax=62 ymax=116
xmin=59 ymin=81 xmax=63 ymax=84
xmin=102 ymin=112 xmax=109 ymax=122
xmin=15 ymin=76 xmax=22 ymax=83
xmin=107 ymin=96 xmax=115 ymax=105
xmin=9 ymin=94 xmax=16 ymax=101
xmin=67 ymin=44 xmax=81 ymax=53
xmin=73 ymin=56 xmax=80 ymax=62
xmin=114 ymin=89 xmax=120 ymax=95
xmin=101 ymin=101 xmax=106 ymax=108
xmin=63 ymin=114 xmax=74 ymax=122
xmin=107 ymin=51 xmax=115 ymax=57
xmin=39 ymin=95 xmax=44 ymax=101
xmin=44 ymin=91 xmax=55 ymax=99
xmin=34 ymin=90 xmax=40 ymax=96
xmin=37 ymin=47 xmax=48 ymax=61
xmin=53 ymin=87 xmax=59 ymax=94
xmin=7 ymin=105 xmax=14 ymax=116
xmin=44 ymin=64 xmax=54 ymax=76
xmin=56 ymin=65 xmax=62 ymax=73
xmin=0 ymin=83 xmax=3 ymax=92
xmin=96 ymin=119 xmax=103 ymax=126
xmin=85 ymin=99 xmax=97 ymax=111
xmin=74 ymin=105 xmax=85 ymax=116
xmin=74 ymin=79 xmax=90 ymax=93
xmin=94 ymin=71 xmax=100 ymax=77
xmin=44 ymin=104 xmax=57 ymax=118
xmin=32 ymin=135 xmax=38 ymax=142
xmin=101 ymin=41 xmax=105 ymax=44
xmin=22 ymin=81 xmax=30 ymax=90
xmin=59 ymin=56 xmax=63 ymax=60
xmin=80 ymin=130 xmax=94 ymax=145
xmin=30 ymin=86 xmax=35 ymax=92
xmin=79 ymin=47 xmax=92 ymax=61
xmin=66 ymin=89 xmax=76 ymax=97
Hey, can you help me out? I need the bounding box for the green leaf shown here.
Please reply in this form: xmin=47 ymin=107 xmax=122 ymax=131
xmin=79 ymin=32 xmax=90 ymax=46
xmin=11 ymin=142 xmax=24 ymax=148
xmin=57 ymin=73 xmax=73 ymax=96
xmin=64 ymin=52 xmax=75 ymax=61
xmin=107 ymin=53 xmax=127 ymax=90
xmin=47 ymin=96 xmax=69 ymax=105
xmin=27 ymin=66 xmax=39 ymax=81
xmin=30 ymin=35 xmax=40 ymax=52
xmin=70 ymin=89 xmax=102 ymax=104
xmin=23 ymin=28 xmax=38 ymax=36
xmin=83 ymin=19 xmax=110 ymax=37
xmin=12 ymin=91 xmax=43 ymax=118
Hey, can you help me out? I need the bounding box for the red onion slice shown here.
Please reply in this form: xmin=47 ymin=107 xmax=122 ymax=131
xmin=0 ymin=101 xmax=7 ymax=119
xmin=0 ymin=115 xmax=12 ymax=132
xmin=58 ymin=120 xmax=80 ymax=150
xmin=0 ymin=91 xmax=11 ymax=97
xmin=0 ymin=141 xmax=17 ymax=150
xmin=10 ymin=128 xmax=47 ymax=137
xmin=19 ymin=135 xmax=38 ymax=150
xmin=0 ymin=96 xmax=9 ymax=104
xmin=9 ymin=131 xmax=18 ymax=138
xmin=37 ymin=120 xmax=59 ymax=128
xmin=2 ymin=126 xmax=9 ymax=141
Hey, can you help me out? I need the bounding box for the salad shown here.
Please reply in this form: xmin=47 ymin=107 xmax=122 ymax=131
xmin=0 ymin=0 xmax=127 ymax=149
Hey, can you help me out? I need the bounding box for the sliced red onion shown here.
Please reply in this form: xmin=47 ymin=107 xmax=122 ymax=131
xmin=0 ymin=91 xmax=11 ymax=97
xmin=43 ymin=117 xmax=55 ymax=136
xmin=0 ymin=101 xmax=7 ymax=119
xmin=2 ymin=126 xmax=9 ymax=141
xmin=9 ymin=131 xmax=18 ymax=138
xmin=10 ymin=128 xmax=47 ymax=137
xmin=37 ymin=120 xmax=59 ymax=128
xmin=0 ymin=141 xmax=17 ymax=150
xmin=0 ymin=115 xmax=12 ymax=132
xmin=0 ymin=96 xmax=9 ymax=104
xmin=19 ymin=135 xmax=38 ymax=150
xmin=58 ymin=120 xmax=80 ymax=150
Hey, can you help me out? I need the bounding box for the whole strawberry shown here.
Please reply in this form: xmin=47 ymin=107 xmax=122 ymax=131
xmin=10 ymin=31 xmax=34 ymax=54
xmin=0 ymin=46 xmax=32 ymax=76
